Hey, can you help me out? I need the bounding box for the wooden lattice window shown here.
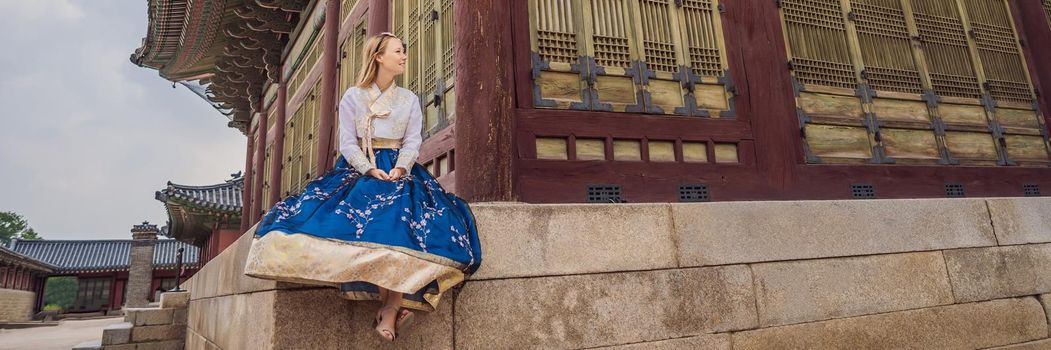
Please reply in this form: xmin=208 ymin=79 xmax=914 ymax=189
xmin=960 ymin=0 xmax=1032 ymax=105
xmin=341 ymin=0 xmax=354 ymax=22
xmin=780 ymin=0 xmax=1048 ymax=167
xmin=851 ymin=0 xmax=923 ymax=94
xmin=680 ymin=0 xmax=724 ymax=78
xmin=441 ymin=0 xmax=455 ymax=83
xmin=261 ymin=144 xmax=272 ymax=213
xmin=287 ymin=32 xmax=325 ymax=99
xmin=394 ymin=0 xmax=456 ymax=138
xmin=422 ymin=7 xmax=437 ymax=95
xmin=529 ymin=0 xmax=732 ymax=117
xmin=405 ymin=0 xmax=421 ymax=94
xmin=281 ymin=81 xmax=322 ymax=195
xmin=74 ymin=278 xmax=111 ymax=311
xmin=1045 ymin=0 xmax=1051 ymax=29
xmin=780 ymin=0 xmax=857 ymax=89
xmin=339 ymin=19 xmax=368 ymax=93
xmin=912 ymin=0 xmax=981 ymax=99
xmin=394 ymin=0 xmax=406 ymax=87
xmin=261 ymin=106 xmax=279 ymax=211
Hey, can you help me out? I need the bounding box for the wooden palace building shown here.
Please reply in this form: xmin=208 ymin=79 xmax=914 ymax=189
xmin=8 ymin=222 xmax=201 ymax=315
xmin=131 ymin=0 xmax=1051 ymax=231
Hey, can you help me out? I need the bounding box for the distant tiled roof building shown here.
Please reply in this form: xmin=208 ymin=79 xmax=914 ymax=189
xmin=4 ymin=221 xmax=202 ymax=315
xmin=156 ymin=176 xmax=244 ymax=213
xmin=8 ymin=239 xmax=200 ymax=274
xmin=155 ymin=175 xmax=243 ymax=247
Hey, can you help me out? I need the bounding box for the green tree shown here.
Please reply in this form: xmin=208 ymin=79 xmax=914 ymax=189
xmin=21 ymin=228 xmax=41 ymax=240
xmin=0 ymin=211 xmax=43 ymax=246
xmin=43 ymin=276 xmax=77 ymax=310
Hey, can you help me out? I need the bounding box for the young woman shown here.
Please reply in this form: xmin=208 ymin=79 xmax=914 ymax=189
xmin=244 ymin=32 xmax=483 ymax=342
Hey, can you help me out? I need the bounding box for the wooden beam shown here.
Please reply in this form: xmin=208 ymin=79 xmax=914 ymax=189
xmin=368 ymin=0 xmax=390 ymax=36
xmin=253 ymin=98 xmax=268 ymax=224
xmin=1008 ymin=0 xmax=1051 ymax=129
xmin=722 ymin=0 xmax=802 ymax=192
xmin=316 ymin=0 xmax=341 ymax=174
xmin=454 ymin=0 xmax=516 ymax=201
xmin=240 ymin=133 xmax=254 ymax=233
xmin=270 ymin=79 xmax=288 ymax=206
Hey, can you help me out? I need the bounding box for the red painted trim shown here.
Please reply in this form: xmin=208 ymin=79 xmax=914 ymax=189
xmin=419 ymin=125 xmax=455 ymax=165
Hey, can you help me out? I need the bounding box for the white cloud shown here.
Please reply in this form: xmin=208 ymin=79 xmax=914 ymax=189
xmin=0 ymin=0 xmax=85 ymax=24
xmin=0 ymin=1 xmax=246 ymax=240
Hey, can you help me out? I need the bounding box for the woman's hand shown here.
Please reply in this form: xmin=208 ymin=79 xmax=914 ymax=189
xmin=366 ymin=168 xmax=391 ymax=181
xmin=387 ymin=167 xmax=407 ymax=181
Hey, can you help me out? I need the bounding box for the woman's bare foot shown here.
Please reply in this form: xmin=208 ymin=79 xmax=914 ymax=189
xmin=373 ymin=306 xmax=399 ymax=341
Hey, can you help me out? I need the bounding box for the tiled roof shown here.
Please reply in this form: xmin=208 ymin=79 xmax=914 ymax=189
xmin=156 ymin=176 xmax=244 ymax=213
xmin=8 ymin=239 xmax=200 ymax=273
xmin=0 ymin=246 xmax=56 ymax=273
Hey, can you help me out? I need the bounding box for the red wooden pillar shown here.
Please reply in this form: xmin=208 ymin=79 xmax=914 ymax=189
xmin=720 ymin=0 xmax=801 ymax=195
xmin=34 ymin=274 xmax=46 ymax=313
xmin=241 ymin=133 xmax=255 ymax=232
xmin=269 ymin=80 xmax=288 ymax=206
xmin=367 ymin=0 xmax=390 ymax=35
xmin=453 ymin=0 xmax=516 ymax=201
xmin=316 ymin=0 xmax=341 ymax=174
xmin=1008 ymin=0 xmax=1051 ymax=127
xmin=112 ymin=280 xmax=125 ymax=310
xmin=253 ymin=108 xmax=268 ymax=224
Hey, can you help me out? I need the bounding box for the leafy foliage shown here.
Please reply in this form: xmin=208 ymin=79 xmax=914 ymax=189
xmin=0 ymin=211 xmax=43 ymax=246
xmin=43 ymin=276 xmax=77 ymax=310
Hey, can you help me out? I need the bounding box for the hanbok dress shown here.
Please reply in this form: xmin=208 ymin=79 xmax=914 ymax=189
xmin=244 ymin=81 xmax=482 ymax=312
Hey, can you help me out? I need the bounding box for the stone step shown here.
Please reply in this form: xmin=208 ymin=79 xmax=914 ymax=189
xmin=71 ymin=339 xmax=101 ymax=350
xmin=118 ymin=339 xmax=184 ymax=350
xmin=130 ymin=324 xmax=187 ymax=343
xmin=101 ymin=322 xmax=132 ymax=345
xmin=159 ymin=291 xmax=189 ymax=309
xmin=123 ymin=308 xmax=173 ymax=326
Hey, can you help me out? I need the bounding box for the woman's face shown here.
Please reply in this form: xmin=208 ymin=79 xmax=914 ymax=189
xmin=375 ymin=37 xmax=407 ymax=76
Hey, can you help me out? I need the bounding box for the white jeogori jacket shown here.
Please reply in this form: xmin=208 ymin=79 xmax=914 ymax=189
xmin=337 ymin=81 xmax=423 ymax=175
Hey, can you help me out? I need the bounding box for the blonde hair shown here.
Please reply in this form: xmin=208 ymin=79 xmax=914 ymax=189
xmin=355 ymin=32 xmax=401 ymax=88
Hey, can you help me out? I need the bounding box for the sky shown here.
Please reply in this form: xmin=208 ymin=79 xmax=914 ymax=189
xmin=0 ymin=1 xmax=246 ymax=240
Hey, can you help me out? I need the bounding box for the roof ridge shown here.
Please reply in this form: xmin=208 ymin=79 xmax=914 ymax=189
xmin=13 ymin=238 xmax=189 ymax=243
xmin=164 ymin=177 xmax=244 ymax=191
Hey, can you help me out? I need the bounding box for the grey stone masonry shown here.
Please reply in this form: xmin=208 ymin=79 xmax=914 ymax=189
xmin=180 ymin=198 xmax=1051 ymax=349
xmin=126 ymin=221 xmax=159 ymax=308
xmin=75 ymin=291 xmax=190 ymax=350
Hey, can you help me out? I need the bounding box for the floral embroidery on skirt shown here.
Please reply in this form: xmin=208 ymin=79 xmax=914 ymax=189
xmin=244 ymin=148 xmax=482 ymax=312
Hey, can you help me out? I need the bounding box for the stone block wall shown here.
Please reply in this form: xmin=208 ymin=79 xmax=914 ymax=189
xmin=182 ymin=197 xmax=1051 ymax=349
xmin=0 ymin=288 xmax=36 ymax=322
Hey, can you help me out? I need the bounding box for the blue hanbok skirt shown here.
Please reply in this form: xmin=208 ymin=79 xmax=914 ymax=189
xmin=244 ymin=148 xmax=482 ymax=312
